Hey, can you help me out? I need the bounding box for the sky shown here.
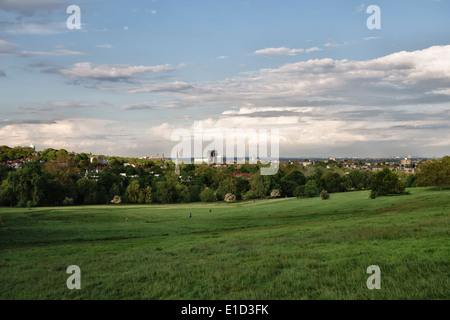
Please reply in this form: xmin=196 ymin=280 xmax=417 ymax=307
xmin=0 ymin=0 xmax=449 ymax=159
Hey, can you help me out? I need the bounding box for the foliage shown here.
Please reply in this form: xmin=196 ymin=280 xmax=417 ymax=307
xmin=250 ymin=173 xmax=270 ymax=198
xmin=416 ymin=156 xmax=450 ymax=190
xmin=62 ymin=197 xmax=73 ymax=205
xmin=320 ymin=190 xmax=330 ymax=200
xmin=370 ymin=168 xmax=406 ymax=199
xmin=200 ymin=187 xmax=216 ymax=202
xmin=224 ymin=193 xmax=236 ymax=203
xmin=155 ymin=180 xmax=176 ymax=204
xmin=215 ymin=177 xmax=237 ymax=201
xmin=0 ymin=161 xmax=56 ymax=207
xmin=126 ymin=180 xmax=141 ymax=203
xmin=280 ymin=170 xmax=305 ymax=196
xmin=270 ymin=189 xmax=281 ymax=198
xmin=304 ymin=184 xmax=319 ymax=198
xmin=111 ymin=195 xmax=122 ymax=204
xmin=293 ymin=185 xmax=305 ymax=198
xmin=77 ymin=178 xmax=101 ymax=205
xmin=243 ymin=190 xmax=258 ymax=200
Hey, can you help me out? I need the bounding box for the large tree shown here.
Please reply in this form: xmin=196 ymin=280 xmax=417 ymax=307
xmin=3 ymin=161 xmax=52 ymax=207
xmin=370 ymin=168 xmax=405 ymax=198
xmin=125 ymin=180 xmax=141 ymax=203
xmin=416 ymin=156 xmax=450 ymax=190
xmin=250 ymin=173 xmax=271 ymax=198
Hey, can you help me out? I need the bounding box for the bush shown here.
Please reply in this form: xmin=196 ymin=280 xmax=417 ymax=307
xmin=110 ymin=195 xmax=122 ymax=204
xmin=270 ymin=189 xmax=281 ymax=198
xmin=224 ymin=193 xmax=236 ymax=203
xmin=320 ymin=190 xmax=330 ymax=200
xmin=304 ymin=185 xmax=319 ymax=198
xmin=62 ymin=197 xmax=73 ymax=205
xmin=293 ymin=185 xmax=305 ymax=198
xmin=243 ymin=190 xmax=258 ymax=200
xmin=370 ymin=168 xmax=406 ymax=198
xmin=200 ymin=187 xmax=216 ymax=202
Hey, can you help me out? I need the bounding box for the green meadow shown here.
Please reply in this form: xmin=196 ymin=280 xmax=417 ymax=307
xmin=0 ymin=187 xmax=449 ymax=300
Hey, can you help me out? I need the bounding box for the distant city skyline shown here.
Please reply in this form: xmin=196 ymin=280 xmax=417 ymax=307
xmin=1 ymin=1 xmax=449 ymax=158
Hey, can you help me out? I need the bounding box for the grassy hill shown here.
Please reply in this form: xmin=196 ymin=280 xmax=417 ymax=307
xmin=0 ymin=187 xmax=449 ymax=299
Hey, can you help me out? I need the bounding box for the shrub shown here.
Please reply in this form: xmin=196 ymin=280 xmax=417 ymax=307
xmin=293 ymin=185 xmax=305 ymax=198
xmin=111 ymin=195 xmax=122 ymax=204
xmin=200 ymin=187 xmax=216 ymax=202
xmin=270 ymin=189 xmax=281 ymax=198
xmin=243 ymin=190 xmax=257 ymax=200
xmin=62 ymin=197 xmax=73 ymax=205
xmin=304 ymin=184 xmax=319 ymax=198
xmin=224 ymin=193 xmax=236 ymax=203
xmin=320 ymin=190 xmax=330 ymax=200
xmin=370 ymin=168 xmax=406 ymax=198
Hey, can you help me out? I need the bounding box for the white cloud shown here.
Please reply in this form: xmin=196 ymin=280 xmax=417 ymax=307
xmin=252 ymin=46 xmax=322 ymax=56
xmin=364 ymin=37 xmax=382 ymax=41
xmin=59 ymin=62 xmax=177 ymax=81
xmin=96 ymin=44 xmax=113 ymax=49
xmin=0 ymin=118 xmax=157 ymax=157
xmin=0 ymin=39 xmax=82 ymax=57
xmin=19 ymin=49 xmax=83 ymax=56
xmin=127 ymin=81 xmax=194 ymax=93
xmin=3 ymin=22 xmax=67 ymax=34
xmin=0 ymin=39 xmax=18 ymax=54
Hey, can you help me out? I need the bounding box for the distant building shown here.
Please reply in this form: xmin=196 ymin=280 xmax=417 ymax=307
xmin=400 ymin=157 xmax=412 ymax=166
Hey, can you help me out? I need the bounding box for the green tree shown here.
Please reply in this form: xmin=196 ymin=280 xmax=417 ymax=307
xmin=215 ymin=177 xmax=237 ymax=200
xmin=0 ymin=165 xmax=13 ymax=183
xmin=320 ymin=190 xmax=330 ymax=200
xmin=293 ymin=185 xmax=305 ymax=198
xmin=44 ymin=154 xmax=79 ymax=199
xmin=235 ymin=177 xmax=250 ymax=200
xmin=155 ymin=181 xmax=175 ymax=204
xmin=405 ymin=174 xmax=417 ymax=188
xmin=0 ymin=179 xmax=15 ymax=206
xmin=138 ymin=186 xmax=152 ymax=204
xmin=6 ymin=161 xmax=49 ymax=207
xmin=76 ymin=178 xmax=100 ymax=205
xmin=370 ymin=168 xmax=405 ymax=198
xmin=189 ymin=184 xmax=201 ymax=202
xmin=108 ymin=183 xmax=121 ymax=201
xmin=126 ymin=180 xmax=141 ymax=203
xmin=416 ymin=156 xmax=450 ymax=190
xmin=280 ymin=170 xmax=305 ymax=196
xmin=250 ymin=173 xmax=270 ymax=198
xmin=349 ymin=170 xmax=366 ymax=190
xmin=200 ymin=187 xmax=216 ymax=202
xmin=304 ymin=184 xmax=319 ymax=198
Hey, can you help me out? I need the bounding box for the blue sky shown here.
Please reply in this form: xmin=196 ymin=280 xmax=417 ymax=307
xmin=1 ymin=0 xmax=450 ymax=158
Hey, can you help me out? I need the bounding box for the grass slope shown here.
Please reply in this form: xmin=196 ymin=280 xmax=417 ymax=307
xmin=0 ymin=188 xmax=449 ymax=300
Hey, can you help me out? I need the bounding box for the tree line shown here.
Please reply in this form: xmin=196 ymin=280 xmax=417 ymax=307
xmin=0 ymin=146 xmax=448 ymax=207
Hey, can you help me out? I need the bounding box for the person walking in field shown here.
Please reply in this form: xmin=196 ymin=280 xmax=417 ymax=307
xmin=189 ymin=212 xmax=192 ymax=218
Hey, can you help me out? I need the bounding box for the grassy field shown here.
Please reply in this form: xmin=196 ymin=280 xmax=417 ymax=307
xmin=0 ymin=187 xmax=449 ymax=300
